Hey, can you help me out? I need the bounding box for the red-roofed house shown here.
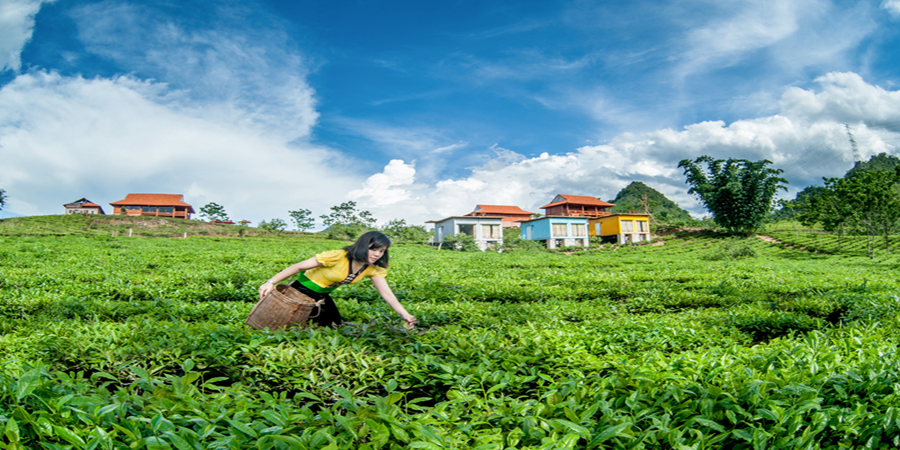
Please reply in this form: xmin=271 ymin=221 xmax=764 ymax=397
xmin=64 ymin=198 xmax=105 ymax=215
xmin=464 ymin=204 xmax=535 ymax=228
xmin=109 ymin=194 xmax=195 ymax=220
xmin=540 ymin=194 xmax=614 ymax=218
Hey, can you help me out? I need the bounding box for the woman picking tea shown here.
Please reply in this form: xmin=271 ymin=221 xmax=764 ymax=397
xmin=258 ymin=231 xmax=417 ymax=329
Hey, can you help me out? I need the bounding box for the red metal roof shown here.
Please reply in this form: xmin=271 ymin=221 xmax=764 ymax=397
xmin=110 ymin=193 xmax=195 ymax=212
xmin=466 ymin=205 xmax=535 ymax=215
xmin=540 ymin=194 xmax=615 ymax=209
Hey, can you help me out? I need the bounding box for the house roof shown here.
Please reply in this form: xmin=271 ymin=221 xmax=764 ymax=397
xmin=109 ymin=194 xmax=195 ymax=212
xmin=466 ymin=205 xmax=535 ymax=216
xmin=426 ymin=216 xmax=505 ymax=223
xmin=540 ymin=194 xmax=615 ymax=209
xmin=64 ymin=198 xmax=102 ymax=208
xmin=517 ymin=215 xmax=590 ymax=224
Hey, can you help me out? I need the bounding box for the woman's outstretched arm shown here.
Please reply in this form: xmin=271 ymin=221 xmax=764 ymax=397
xmin=371 ymin=276 xmax=417 ymax=329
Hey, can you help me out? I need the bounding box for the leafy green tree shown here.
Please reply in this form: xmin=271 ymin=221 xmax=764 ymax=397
xmin=288 ymin=208 xmax=315 ymax=231
xmin=381 ymin=219 xmax=429 ymax=244
xmin=0 ymin=189 xmax=6 ymax=211
xmin=258 ymin=218 xmax=287 ymax=234
xmin=321 ymin=201 xmax=377 ymax=239
xmin=797 ymin=182 xmax=855 ymax=251
xmin=845 ymin=152 xmax=900 ymax=178
xmin=320 ymin=201 xmax=376 ymax=228
xmin=678 ymin=156 xmax=788 ymax=236
xmin=199 ymin=202 xmax=229 ymax=222
xmin=441 ymin=233 xmax=479 ymax=251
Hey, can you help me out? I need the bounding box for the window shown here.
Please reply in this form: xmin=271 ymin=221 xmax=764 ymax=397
xmin=595 ymin=223 xmax=601 ymax=235
xmin=125 ymin=206 xmax=140 ymax=210
xmin=552 ymin=223 xmax=568 ymax=237
xmin=621 ymin=220 xmax=634 ymax=233
xmin=572 ymin=224 xmax=586 ymax=237
xmin=142 ymin=206 xmax=157 ymax=213
xmin=638 ymin=221 xmax=648 ymax=232
xmin=482 ymin=224 xmax=500 ymax=239
xmin=458 ymin=224 xmax=474 ymax=236
xmin=159 ymin=206 xmax=174 ymax=214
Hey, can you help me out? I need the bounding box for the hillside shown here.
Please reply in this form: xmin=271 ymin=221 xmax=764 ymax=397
xmin=608 ymin=181 xmax=693 ymax=222
xmin=0 ymin=214 xmax=301 ymax=238
xmin=844 ymin=152 xmax=900 ymax=177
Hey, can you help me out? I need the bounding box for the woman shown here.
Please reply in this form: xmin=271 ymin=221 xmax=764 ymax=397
xmin=258 ymin=231 xmax=417 ymax=329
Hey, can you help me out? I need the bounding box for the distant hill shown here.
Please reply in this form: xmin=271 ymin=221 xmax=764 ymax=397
xmin=608 ymin=181 xmax=694 ymax=223
xmin=845 ymin=152 xmax=900 ymax=178
xmin=0 ymin=214 xmax=309 ymax=238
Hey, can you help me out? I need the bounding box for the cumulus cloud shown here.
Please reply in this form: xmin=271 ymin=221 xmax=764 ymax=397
xmin=883 ymin=0 xmax=900 ymax=17
xmin=0 ymin=0 xmax=52 ymax=72
xmin=348 ymin=160 xmax=417 ymax=207
xmin=365 ymin=72 xmax=900 ymax=224
xmin=0 ymin=71 xmax=357 ymax=221
xmin=69 ymin=0 xmax=318 ymax=140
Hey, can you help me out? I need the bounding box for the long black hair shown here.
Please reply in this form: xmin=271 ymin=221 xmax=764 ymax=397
xmin=343 ymin=231 xmax=391 ymax=268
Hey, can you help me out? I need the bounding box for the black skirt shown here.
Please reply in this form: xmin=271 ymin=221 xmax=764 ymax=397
xmin=288 ymin=280 xmax=343 ymax=327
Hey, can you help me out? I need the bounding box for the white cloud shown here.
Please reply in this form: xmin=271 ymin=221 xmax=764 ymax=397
xmin=363 ymin=72 xmax=900 ymax=222
xmin=676 ymin=0 xmax=875 ymax=78
xmin=883 ymin=0 xmax=900 ymax=17
xmin=69 ymin=0 xmax=318 ymax=140
xmin=348 ymin=160 xmax=417 ymax=207
xmin=0 ymin=0 xmax=52 ymax=72
xmin=0 ymin=71 xmax=358 ymax=223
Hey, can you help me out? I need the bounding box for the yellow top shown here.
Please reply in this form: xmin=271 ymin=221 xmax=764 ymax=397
xmin=304 ymin=249 xmax=387 ymax=288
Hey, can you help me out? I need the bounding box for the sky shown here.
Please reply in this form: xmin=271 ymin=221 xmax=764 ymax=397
xmin=2 ymin=0 xmax=900 ymax=227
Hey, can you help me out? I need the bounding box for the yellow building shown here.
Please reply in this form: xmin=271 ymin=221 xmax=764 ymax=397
xmin=589 ymin=213 xmax=652 ymax=244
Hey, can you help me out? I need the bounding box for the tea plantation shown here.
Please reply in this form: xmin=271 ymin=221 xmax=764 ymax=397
xmin=2 ymin=217 xmax=900 ymax=449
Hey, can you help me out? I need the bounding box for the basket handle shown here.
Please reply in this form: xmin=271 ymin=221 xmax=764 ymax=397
xmin=307 ymin=300 xmax=325 ymax=319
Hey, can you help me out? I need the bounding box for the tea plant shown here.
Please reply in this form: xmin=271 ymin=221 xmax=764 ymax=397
xmin=2 ymin=218 xmax=900 ymax=448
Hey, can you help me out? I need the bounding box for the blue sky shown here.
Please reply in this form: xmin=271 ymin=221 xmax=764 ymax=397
xmin=2 ymin=0 xmax=900 ymax=226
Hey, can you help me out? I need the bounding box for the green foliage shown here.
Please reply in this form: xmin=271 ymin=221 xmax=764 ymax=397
xmin=0 ymin=188 xmax=6 ymax=211
xmin=320 ymin=201 xmax=377 ymax=240
xmin=258 ymin=218 xmax=287 ymax=233
xmin=3 ymin=222 xmax=900 ymax=448
xmin=320 ymin=201 xmax=376 ymax=229
xmin=679 ymin=156 xmax=788 ymax=236
xmin=801 ymin=167 xmax=900 ymax=257
xmin=381 ymin=219 xmax=429 ymax=244
xmin=199 ymin=202 xmax=229 ymax=222
xmin=441 ymin=233 xmax=479 ymax=251
xmin=288 ymin=208 xmax=315 ymax=231
xmin=845 ymin=152 xmax=900 ymax=178
xmin=610 ymin=181 xmax=694 ymax=224
xmin=502 ymin=227 xmax=545 ymax=252
xmin=703 ymin=238 xmax=758 ymax=260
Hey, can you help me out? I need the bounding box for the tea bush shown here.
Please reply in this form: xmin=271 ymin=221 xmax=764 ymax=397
xmin=1 ymin=223 xmax=900 ymax=448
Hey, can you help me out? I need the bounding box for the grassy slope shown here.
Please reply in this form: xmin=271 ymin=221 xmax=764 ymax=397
xmin=0 ymin=213 xmax=309 ymax=238
xmin=2 ymin=217 xmax=900 ymax=448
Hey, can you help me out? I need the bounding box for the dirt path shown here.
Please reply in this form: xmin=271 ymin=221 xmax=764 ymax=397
xmin=756 ymin=234 xmax=809 ymax=252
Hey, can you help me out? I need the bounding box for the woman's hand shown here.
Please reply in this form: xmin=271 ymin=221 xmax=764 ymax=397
xmin=403 ymin=315 xmax=418 ymax=330
xmin=258 ymin=281 xmax=275 ymax=300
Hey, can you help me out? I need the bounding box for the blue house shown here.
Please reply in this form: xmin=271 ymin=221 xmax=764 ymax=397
xmin=518 ymin=216 xmax=589 ymax=249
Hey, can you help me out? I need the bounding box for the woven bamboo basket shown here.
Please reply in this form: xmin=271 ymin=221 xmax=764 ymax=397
xmin=245 ymin=284 xmax=324 ymax=330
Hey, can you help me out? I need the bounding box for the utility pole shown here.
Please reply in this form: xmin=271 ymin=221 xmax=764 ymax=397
xmin=844 ymin=123 xmax=861 ymax=162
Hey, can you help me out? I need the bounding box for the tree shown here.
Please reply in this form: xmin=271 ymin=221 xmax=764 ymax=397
xmin=0 ymin=189 xmax=6 ymax=212
xmin=258 ymin=218 xmax=287 ymax=234
xmin=288 ymin=208 xmax=315 ymax=231
xmin=797 ymin=181 xmax=855 ymax=251
xmin=678 ymin=156 xmax=788 ymax=236
xmin=199 ymin=202 xmax=229 ymax=222
xmin=800 ymin=167 xmax=900 ymax=257
xmin=381 ymin=219 xmax=429 ymax=244
xmin=320 ymin=201 xmax=377 ymax=239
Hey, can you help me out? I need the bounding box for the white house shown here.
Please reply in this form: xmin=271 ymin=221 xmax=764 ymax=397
xmin=426 ymin=216 xmax=503 ymax=251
